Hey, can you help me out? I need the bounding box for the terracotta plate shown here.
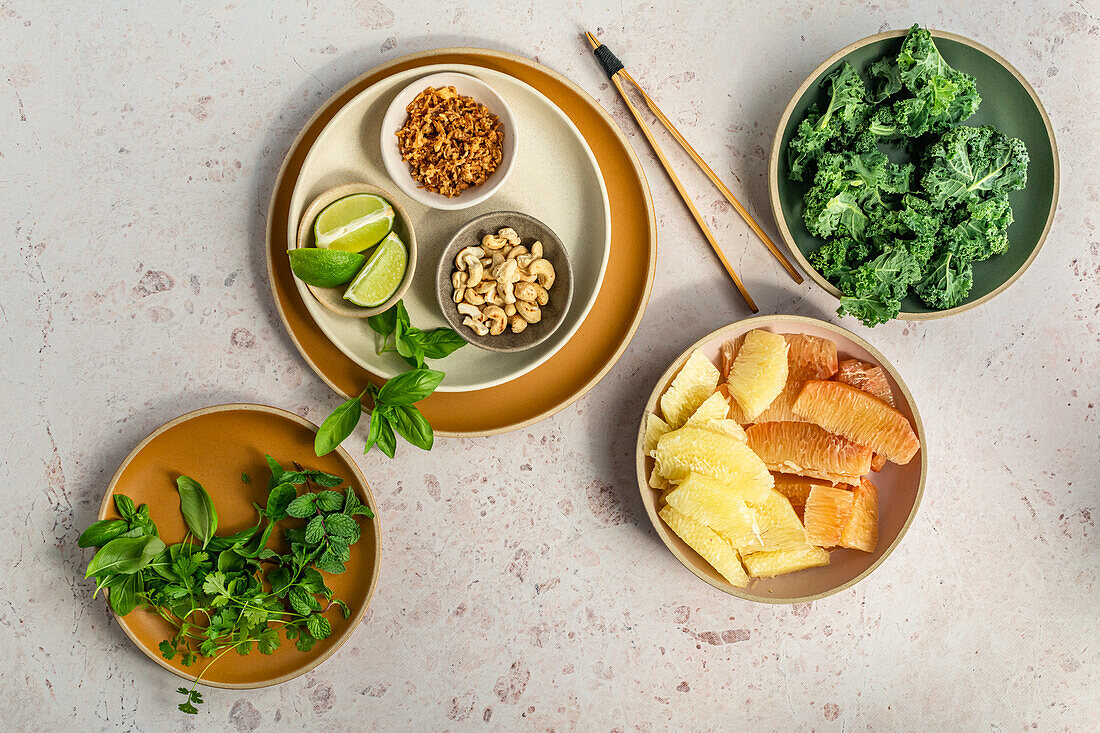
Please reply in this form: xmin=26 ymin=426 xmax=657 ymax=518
xmin=637 ymin=316 xmax=926 ymax=603
xmin=98 ymin=404 xmax=381 ymax=688
xmin=267 ymin=48 xmax=656 ymax=436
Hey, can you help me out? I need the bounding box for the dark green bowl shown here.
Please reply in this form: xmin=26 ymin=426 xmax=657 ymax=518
xmin=769 ymin=29 xmax=1059 ymax=319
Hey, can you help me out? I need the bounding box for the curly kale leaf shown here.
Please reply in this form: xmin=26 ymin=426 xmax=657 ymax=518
xmin=837 ymin=247 xmax=923 ymax=327
xmin=787 ymin=63 xmax=870 ymax=181
xmin=945 ymin=194 xmax=1014 ymax=262
xmin=915 ymin=250 xmax=973 ymax=309
xmin=921 ymin=125 xmax=1029 ymax=207
xmin=803 ymin=150 xmax=911 ymax=241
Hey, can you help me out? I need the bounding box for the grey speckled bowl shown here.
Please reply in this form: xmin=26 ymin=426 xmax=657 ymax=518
xmin=437 ymin=211 xmax=573 ymax=353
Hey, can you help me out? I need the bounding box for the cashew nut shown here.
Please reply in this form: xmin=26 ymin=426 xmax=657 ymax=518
xmin=514 ymin=281 xmax=539 ymax=303
xmin=525 ymin=259 xmax=555 ymax=288
xmin=463 ymin=288 xmax=485 ymax=306
xmin=482 ymin=305 xmax=507 ymax=336
xmin=504 ymin=303 xmax=516 ymax=317
xmin=499 ymin=227 xmax=521 ymax=246
xmin=506 ymin=245 xmax=528 ymax=261
xmin=455 ymin=246 xmax=485 ymax=287
xmin=532 ymin=283 xmax=549 ymax=306
xmin=509 ymin=314 xmax=528 ymax=333
xmin=481 ymin=233 xmax=508 ymax=250
xmin=517 ymin=240 xmax=543 ymax=269
xmin=463 ymin=316 xmax=489 ymax=336
xmin=515 ymin=299 xmax=542 ymax=324
xmin=451 ymin=271 xmax=467 ymax=303
xmin=457 ymin=302 xmax=483 ymax=321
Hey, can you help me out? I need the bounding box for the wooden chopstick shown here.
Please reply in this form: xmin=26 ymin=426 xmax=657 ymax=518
xmin=617 ymin=69 xmax=804 ymax=284
xmin=584 ymin=32 xmax=758 ymax=312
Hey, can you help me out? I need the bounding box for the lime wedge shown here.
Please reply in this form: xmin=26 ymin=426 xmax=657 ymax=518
xmin=288 ymin=248 xmax=366 ymax=287
xmin=343 ymin=232 xmax=407 ymax=307
xmin=314 ymin=194 xmax=395 ymax=252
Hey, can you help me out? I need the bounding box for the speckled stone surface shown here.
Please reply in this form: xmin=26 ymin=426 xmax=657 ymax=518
xmin=2 ymin=1 xmax=1097 ymax=730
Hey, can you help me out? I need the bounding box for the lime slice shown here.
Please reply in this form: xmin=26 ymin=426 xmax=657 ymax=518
xmin=287 ymin=248 xmax=366 ymax=287
xmin=314 ymin=194 xmax=395 ymax=252
xmin=343 ymin=232 xmax=407 ymax=307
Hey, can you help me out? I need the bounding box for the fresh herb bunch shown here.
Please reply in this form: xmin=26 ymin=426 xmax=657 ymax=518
xmin=314 ymin=301 xmax=465 ymax=458
xmin=78 ymin=457 xmax=374 ymax=715
xmin=788 ymin=25 xmax=1029 ymax=325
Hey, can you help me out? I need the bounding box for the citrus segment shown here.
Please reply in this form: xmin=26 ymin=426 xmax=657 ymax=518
xmin=659 ymin=504 xmax=750 ymax=587
xmin=770 ymin=473 xmax=822 ymax=507
xmin=803 ymin=485 xmax=856 ymax=547
xmin=746 ymin=421 xmax=872 ymax=485
xmin=754 ymin=334 xmax=840 ymax=423
xmin=834 ymin=359 xmax=895 ymax=471
xmin=748 ymin=490 xmax=810 ymax=550
xmin=342 ymin=231 xmax=407 ymax=307
xmin=643 ymin=414 xmax=671 ymax=455
xmin=664 ymin=473 xmax=764 ymax=552
xmin=698 ymin=419 xmax=747 ymax=443
xmin=287 ymin=248 xmax=366 ymax=287
xmin=793 ymin=380 xmax=920 ymax=465
xmin=742 ymin=545 xmax=830 ymax=578
xmin=652 ymin=427 xmax=773 ymax=504
xmin=726 ymin=330 xmax=789 ymax=422
xmin=839 ymin=477 xmax=879 ymax=552
xmin=684 ymin=391 xmax=729 ymax=427
xmin=660 ymin=350 xmax=721 ymax=428
xmin=314 ymin=193 xmax=395 ymax=252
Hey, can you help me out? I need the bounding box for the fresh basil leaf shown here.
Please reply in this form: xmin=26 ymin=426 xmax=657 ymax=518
xmin=390 ymin=404 xmax=434 ymax=451
xmin=414 ymin=327 xmax=467 ymax=360
xmin=366 ymin=304 xmax=400 ymax=338
xmin=217 ymin=549 xmax=246 ymax=573
xmin=265 ymin=483 xmax=298 ymax=521
xmin=109 ymin=573 xmax=142 ymax=616
xmin=395 ymin=300 xmax=410 ymax=330
xmin=265 ymin=454 xmax=285 ymax=488
xmin=85 ymin=535 xmax=164 ymax=578
xmin=206 ymin=525 xmax=259 ymax=552
xmin=375 ymin=416 xmax=397 ymax=459
xmin=315 ymin=394 xmax=363 ymax=457
xmin=114 ymin=494 xmax=137 ymax=521
xmin=394 ymin=320 xmax=415 ymax=360
xmin=239 ymin=521 xmax=276 ymax=558
xmin=175 ymin=476 xmax=218 ymax=549
xmin=363 ymin=406 xmax=386 ymax=455
xmin=78 ymin=519 xmax=129 ymax=548
xmin=376 ymin=368 xmax=445 ymax=406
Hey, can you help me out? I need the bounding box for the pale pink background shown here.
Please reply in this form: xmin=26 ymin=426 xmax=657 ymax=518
xmin=1 ymin=1 xmax=1096 ymax=730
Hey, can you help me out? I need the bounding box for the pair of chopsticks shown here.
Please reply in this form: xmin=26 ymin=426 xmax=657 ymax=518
xmin=584 ymin=31 xmax=803 ymax=312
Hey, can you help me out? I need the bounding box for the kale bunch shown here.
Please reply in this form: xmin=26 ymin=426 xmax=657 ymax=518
xmin=789 ymin=25 xmax=1029 ymax=326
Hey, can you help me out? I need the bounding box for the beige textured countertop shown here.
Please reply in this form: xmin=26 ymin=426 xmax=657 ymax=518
xmin=2 ymin=1 xmax=1096 ymax=730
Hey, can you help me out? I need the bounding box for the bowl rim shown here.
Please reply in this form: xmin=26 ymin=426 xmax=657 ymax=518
xmin=434 ymin=210 xmax=575 ymax=352
xmin=379 ymin=70 xmax=518 ymax=211
xmin=768 ymin=28 xmax=1061 ymax=321
xmin=292 ymin=182 xmax=417 ymax=318
xmin=635 ymin=314 xmax=928 ymax=603
xmin=98 ymin=402 xmax=382 ymax=688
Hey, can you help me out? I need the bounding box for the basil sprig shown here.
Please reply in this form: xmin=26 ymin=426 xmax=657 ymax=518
xmin=315 ymin=301 xmax=463 ymax=458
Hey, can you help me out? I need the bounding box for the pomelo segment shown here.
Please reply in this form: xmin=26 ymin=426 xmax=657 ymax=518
xmin=742 ymin=545 xmax=830 ymax=578
xmin=753 ymin=334 xmax=840 ymax=423
xmin=793 ymin=381 xmax=920 ymax=465
xmin=839 ymin=477 xmax=879 ymax=552
xmin=726 ymin=330 xmax=788 ymax=422
xmin=834 ymin=360 xmax=895 ymax=471
xmin=803 ymin=485 xmax=855 ymax=547
xmin=748 ymin=489 xmax=810 ymax=551
xmin=746 ymin=422 xmax=872 ymax=485
xmin=660 ymin=350 xmax=720 ymax=428
xmin=684 ymin=391 xmax=730 ymax=427
xmin=659 ymin=505 xmax=750 ymax=587
xmin=698 ymin=419 xmax=747 ymax=443
xmin=643 ymin=414 xmax=671 ymax=455
xmin=770 ymin=473 xmax=822 ymax=507
xmin=652 ymin=427 xmax=773 ymax=504
xmin=664 ymin=473 xmax=764 ymax=552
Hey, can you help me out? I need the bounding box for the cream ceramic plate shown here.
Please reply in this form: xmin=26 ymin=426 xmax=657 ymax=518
xmin=289 ymin=64 xmax=611 ymax=392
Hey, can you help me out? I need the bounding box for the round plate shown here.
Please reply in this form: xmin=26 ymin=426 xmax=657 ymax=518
xmin=636 ymin=316 xmax=926 ymax=603
xmin=98 ymin=404 xmax=381 ymax=688
xmin=289 ymin=63 xmax=610 ymax=392
xmin=266 ymin=48 xmax=656 ymax=436
xmin=769 ymin=29 xmax=1059 ymax=320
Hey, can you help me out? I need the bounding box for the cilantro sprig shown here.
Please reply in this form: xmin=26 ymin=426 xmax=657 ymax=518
xmin=314 ymin=301 xmax=464 ymax=458
xmin=78 ymin=456 xmax=374 ymax=715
